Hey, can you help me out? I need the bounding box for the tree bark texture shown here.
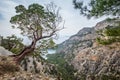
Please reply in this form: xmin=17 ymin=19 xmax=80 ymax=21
xmin=13 ymin=40 xmax=36 ymax=63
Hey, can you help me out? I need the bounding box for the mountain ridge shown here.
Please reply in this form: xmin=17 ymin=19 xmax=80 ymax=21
xmin=56 ymin=18 xmax=120 ymax=60
xmin=47 ymin=18 xmax=120 ymax=80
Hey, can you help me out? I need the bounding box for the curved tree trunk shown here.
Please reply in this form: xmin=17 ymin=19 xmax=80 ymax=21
xmin=13 ymin=40 xmax=37 ymax=64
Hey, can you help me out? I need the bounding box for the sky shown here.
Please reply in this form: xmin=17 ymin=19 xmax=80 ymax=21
xmin=0 ymin=0 xmax=108 ymax=44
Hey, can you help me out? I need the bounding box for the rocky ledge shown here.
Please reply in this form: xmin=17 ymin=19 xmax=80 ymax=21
xmin=0 ymin=56 xmax=58 ymax=80
xmin=0 ymin=46 xmax=59 ymax=80
xmin=72 ymin=42 xmax=120 ymax=80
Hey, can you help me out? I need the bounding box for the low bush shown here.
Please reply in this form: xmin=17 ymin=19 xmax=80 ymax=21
xmin=96 ymin=26 xmax=120 ymax=45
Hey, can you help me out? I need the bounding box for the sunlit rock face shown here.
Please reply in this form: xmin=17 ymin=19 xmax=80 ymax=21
xmin=94 ymin=19 xmax=120 ymax=31
xmin=72 ymin=42 xmax=120 ymax=79
xmin=55 ymin=18 xmax=120 ymax=79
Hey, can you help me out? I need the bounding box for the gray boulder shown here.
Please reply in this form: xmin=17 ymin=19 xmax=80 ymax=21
xmin=0 ymin=46 xmax=13 ymax=56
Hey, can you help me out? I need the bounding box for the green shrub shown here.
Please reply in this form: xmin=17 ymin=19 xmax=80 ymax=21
xmin=0 ymin=35 xmax=24 ymax=54
xmin=96 ymin=38 xmax=113 ymax=45
xmin=104 ymin=27 xmax=120 ymax=36
xmin=105 ymin=18 xmax=117 ymax=22
xmin=47 ymin=53 xmax=77 ymax=80
xmin=96 ymin=26 xmax=120 ymax=45
xmin=100 ymin=74 xmax=119 ymax=80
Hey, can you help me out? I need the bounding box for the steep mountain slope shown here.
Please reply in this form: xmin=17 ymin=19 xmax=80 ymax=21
xmin=47 ymin=18 xmax=120 ymax=80
xmin=72 ymin=42 xmax=120 ymax=80
xmin=56 ymin=18 xmax=120 ymax=61
xmin=56 ymin=27 xmax=96 ymax=61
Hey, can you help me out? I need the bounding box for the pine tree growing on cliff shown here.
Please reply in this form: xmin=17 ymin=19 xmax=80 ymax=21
xmin=10 ymin=3 xmax=63 ymax=63
xmin=73 ymin=0 xmax=120 ymax=18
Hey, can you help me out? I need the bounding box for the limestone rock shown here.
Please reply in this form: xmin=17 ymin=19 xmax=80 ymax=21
xmin=55 ymin=18 xmax=120 ymax=79
xmin=20 ymin=56 xmax=58 ymax=76
xmin=0 ymin=46 xmax=13 ymax=56
xmin=0 ymin=46 xmax=59 ymax=80
xmin=72 ymin=43 xmax=120 ymax=80
xmin=0 ymin=56 xmax=58 ymax=80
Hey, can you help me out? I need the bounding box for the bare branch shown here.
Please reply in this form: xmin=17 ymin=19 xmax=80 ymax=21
xmin=33 ymin=31 xmax=37 ymax=40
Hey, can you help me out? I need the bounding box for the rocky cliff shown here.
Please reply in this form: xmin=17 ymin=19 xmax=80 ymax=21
xmin=0 ymin=46 xmax=59 ymax=80
xmin=54 ymin=18 xmax=120 ymax=79
xmin=56 ymin=18 xmax=120 ymax=61
xmin=72 ymin=42 xmax=120 ymax=80
xmin=0 ymin=56 xmax=59 ymax=80
xmin=56 ymin=27 xmax=97 ymax=61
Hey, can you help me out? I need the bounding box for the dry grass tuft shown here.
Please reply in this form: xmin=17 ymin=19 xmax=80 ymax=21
xmin=0 ymin=56 xmax=20 ymax=75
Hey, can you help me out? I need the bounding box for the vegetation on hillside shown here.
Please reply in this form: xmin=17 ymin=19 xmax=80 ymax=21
xmin=0 ymin=35 xmax=24 ymax=54
xmin=96 ymin=20 xmax=120 ymax=45
xmin=47 ymin=53 xmax=77 ymax=80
